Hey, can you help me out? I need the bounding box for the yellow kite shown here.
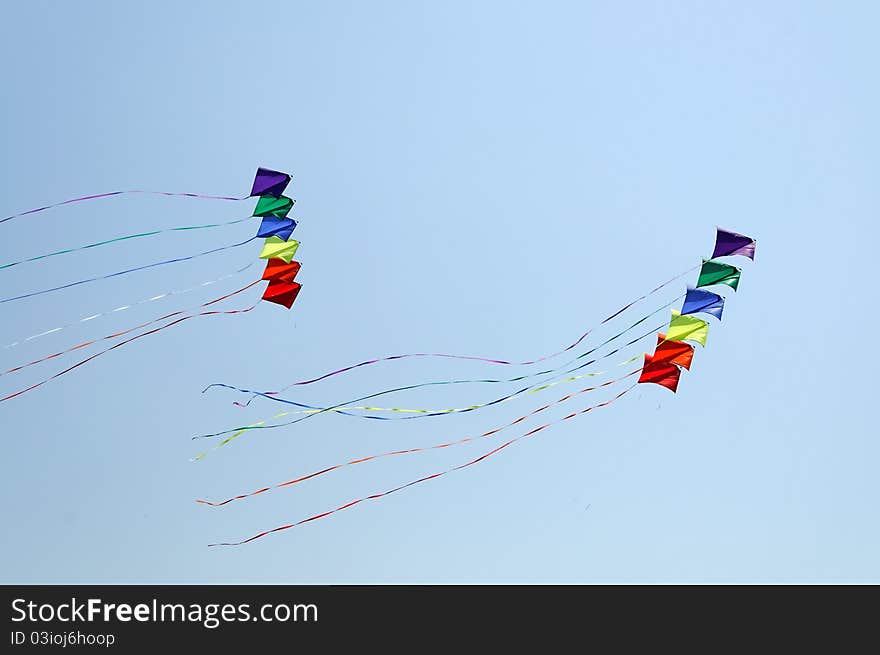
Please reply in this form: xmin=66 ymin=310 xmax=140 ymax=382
xmin=665 ymin=309 xmax=708 ymax=347
xmin=259 ymin=236 xmax=300 ymax=263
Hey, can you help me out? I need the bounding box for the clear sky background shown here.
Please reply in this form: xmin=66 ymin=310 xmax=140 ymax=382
xmin=1 ymin=1 xmax=877 ymax=583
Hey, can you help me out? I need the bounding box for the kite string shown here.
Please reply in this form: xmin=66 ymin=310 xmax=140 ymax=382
xmin=0 ymin=190 xmax=248 ymax=224
xmin=197 ymin=371 xmax=639 ymax=507
xmin=207 ymin=384 xmax=635 ymax=546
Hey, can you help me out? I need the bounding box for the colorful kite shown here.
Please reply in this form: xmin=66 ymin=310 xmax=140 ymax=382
xmin=712 ymin=227 xmax=756 ymax=260
xmin=650 ymin=333 xmax=694 ymax=370
xmin=681 ymin=287 xmax=725 ymax=320
xmin=0 ymin=167 xmax=305 ymax=403
xmin=637 ymin=354 xmax=682 ymax=393
xmin=636 ymin=227 xmax=756 ymax=394
xmin=665 ymin=309 xmax=709 ymax=347
xmin=248 ymin=167 xmax=303 ymax=311
xmin=696 ymin=259 xmax=741 ymax=291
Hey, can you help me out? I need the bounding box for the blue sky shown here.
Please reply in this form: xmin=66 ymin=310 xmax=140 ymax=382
xmin=1 ymin=1 xmax=877 ymax=582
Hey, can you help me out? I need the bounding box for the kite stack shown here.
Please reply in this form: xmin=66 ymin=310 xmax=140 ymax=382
xmin=249 ymin=167 xmax=302 ymax=309
xmin=637 ymin=228 xmax=755 ymax=393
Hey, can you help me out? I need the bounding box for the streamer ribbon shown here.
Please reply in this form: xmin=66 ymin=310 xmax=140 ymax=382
xmin=207 ymin=384 xmax=635 ymax=545
xmin=198 ymin=371 xmax=638 ymax=507
xmin=1 ymin=280 xmax=261 ymax=377
xmin=2 ymin=261 xmax=256 ymax=349
xmin=0 ymin=237 xmax=257 ymax=304
xmin=0 ymin=295 xmax=261 ymax=403
xmin=198 ymin=295 xmax=679 ymax=440
xmin=206 ymin=354 xmax=640 ymax=423
xmin=230 ymin=265 xmax=698 ymax=406
xmin=1 ymin=190 xmax=246 ymax=225
xmin=190 ymin=307 xmax=671 ymax=460
xmin=0 ymin=217 xmax=253 ymax=271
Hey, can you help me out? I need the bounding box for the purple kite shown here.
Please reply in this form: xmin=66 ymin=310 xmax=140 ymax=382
xmin=712 ymin=227 xmax=756 ymax=260
xmin=250 ymin=167 xmax=292 ymax=198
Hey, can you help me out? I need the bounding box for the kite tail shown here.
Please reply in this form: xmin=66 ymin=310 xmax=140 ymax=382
xmin=0 ymin=190 xmax=247 ymax=224
xmin=197 ymin=371 xmax=638 ymax=507
xmin=205 ymin=361 xmax=621 ymax=423
xmin=197 ymin=295 xmax=680 ymax=445
xmin=2 ymin=261 xmax=256 ymax=350
xmin=190 ymin=316 xmax=663 ymax=462
xmin=0 ymin=280 xmax=261 ymax=378
xmin=225 ymin=264 xmax=698 ymax=406
xmin=0 ymin=216 xmax=253 ymax=271
xmin=0 ymin=300 xmax=261 ymax=403
xmin=0 ymin=237 xmax=257 ymax=304
xmin=207 ymin=384 xmax=635 ymax=546
xmin=190 ymin=317 xmax=667 ymax=459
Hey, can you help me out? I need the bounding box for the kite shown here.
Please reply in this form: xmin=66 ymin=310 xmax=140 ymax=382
xmin=697 ymin=258 xmax=741 ymax=291
xmin=665 ymin=309 xmax=709 ymax=347
xmin=250 ymin=167 xmax=291 ymax=197
xmin=258 ymin=236 xmax=300 ymax=263
xmin=0 ymin=166 xmax=302 ymax=307
xmin=634 ymin=227 xmax=755 ymax=396
xmin=650 ymin=333 xmax=694 ymax=370
xmin=262 ymin=259 xmax=301 ymax=283
xmin=253 ymin=195 xmax=295 ymax=218
xmin=681 ymin=287 xmax=725 ymax=320
xmin=636 ymin=354 xmax=681 ymax=393
xmin=246 ymin=167 xmax=304 ymax=310
xmin=0 ymin=167 xmax=305 ymax=402
xmin=261 ymin=281 xmax=302 ymax=309
xmin=256 ymin=217 xmax=298 ymax=240
xmin=712 ymin=227 xmax=756 ymax=260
